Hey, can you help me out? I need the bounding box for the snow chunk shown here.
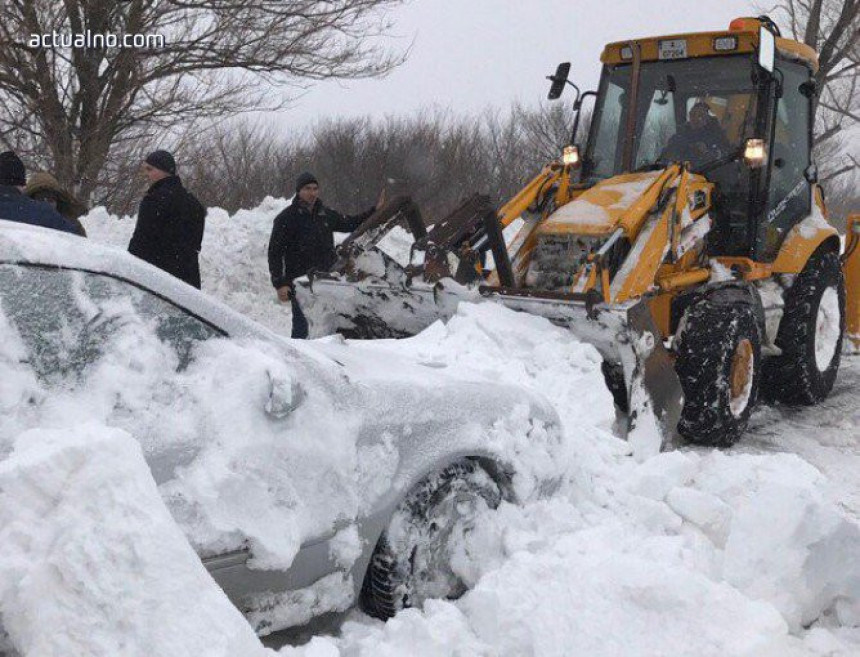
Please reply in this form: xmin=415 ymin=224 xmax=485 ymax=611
xmin=0 ymin=424 xmax=269 ymax=657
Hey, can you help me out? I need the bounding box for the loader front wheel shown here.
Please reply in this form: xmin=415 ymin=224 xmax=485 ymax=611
xmin=676 ymin=302 xmax=761 ymax=447
xmin=762 ymin=249 xmax=845 ymax=405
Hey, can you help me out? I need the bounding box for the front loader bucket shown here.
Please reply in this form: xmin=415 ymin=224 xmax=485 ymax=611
xmin=480 ymin=288 xmax=683 ymax=458
xmin=297 ymin=275 xmax=682 ymax=456
xmin=295 ymin=275 xmax=477 ymax=339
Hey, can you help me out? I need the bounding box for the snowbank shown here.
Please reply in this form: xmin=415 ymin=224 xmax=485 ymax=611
xmin=0 ymin=424 xmax=271 ymax=657
xmin=296 ymin=303 xmax=860 ymax=656
xmin=6 ymin=200 xmax=853 ymax=656
xmin=84 ymin=198 xmax=292 ymax=334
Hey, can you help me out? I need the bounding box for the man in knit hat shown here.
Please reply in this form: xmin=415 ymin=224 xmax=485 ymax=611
xmin=26 ymin=171 xmax=88 ymax=236
xmin=129 ymin=149 xmax=206 ymax=288
xmin=267 ymin=172 xmax=383 ymax=338
xmin=0 ymin=151 xmax=78 ymax=234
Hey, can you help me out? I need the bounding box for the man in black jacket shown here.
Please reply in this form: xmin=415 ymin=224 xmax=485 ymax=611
xmin=268 ymin=171 xmax=381 ymax=338
xmin=129 ymin=150 xmax=206 ymax=288
xmin=0 ymin=151 xmax=78 ymax=235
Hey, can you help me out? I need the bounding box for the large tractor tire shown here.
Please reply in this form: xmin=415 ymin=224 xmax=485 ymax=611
xmin=360 ymin=460 xmax=503 ymax=620
xmin=675 ymin=301 xmax=761 ymax=447
xmin=762 ymin=249 xmax=845 ymax=405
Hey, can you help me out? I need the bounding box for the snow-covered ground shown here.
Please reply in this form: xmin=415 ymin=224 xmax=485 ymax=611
xmin=1 ymin=202 xmax=857 ymax=656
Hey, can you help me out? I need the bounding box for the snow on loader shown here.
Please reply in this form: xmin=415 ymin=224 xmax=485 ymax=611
xmin=296 ymin=17 xmax=860 ymax=456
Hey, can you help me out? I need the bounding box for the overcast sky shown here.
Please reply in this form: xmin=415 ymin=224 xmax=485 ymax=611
xmin=275 ymin=0 xmax=759 ymax=130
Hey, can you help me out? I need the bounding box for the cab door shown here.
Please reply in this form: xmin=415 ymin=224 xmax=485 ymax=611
xmin=757 ymin=60 xmax=814 ymax=261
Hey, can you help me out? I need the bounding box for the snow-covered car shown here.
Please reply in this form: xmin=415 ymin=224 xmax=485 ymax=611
xmin=0 ymin=220 xmax=562 ymax=635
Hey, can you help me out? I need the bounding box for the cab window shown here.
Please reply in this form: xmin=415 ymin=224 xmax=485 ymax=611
xmin=761 ymin=61 xmax=812 ymax=260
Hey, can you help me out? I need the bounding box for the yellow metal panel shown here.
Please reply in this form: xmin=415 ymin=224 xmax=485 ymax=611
xmin=844 ymin=215 xmax=860 ymax=349
xmin=657 ymin=268 xmax=710 ymax=292
xmin=776 ymin=38 xmax=819 ymax=73
xmin=614 ymin=207 xmax=672 ymax=302
xmin=601 ymin=31 xmax=817 ymax=72
xmin=771 ymin=220 xmax=840 ymax=274
xmin=648 ymin=292 xmax=675 ymax=339
xmin=602 ymin=33 xmax=758 ymax=64
xmin=536 ymin=169 xmax=672 ymax=237
xmin=497 ymin=165 xmax=563 ymax=229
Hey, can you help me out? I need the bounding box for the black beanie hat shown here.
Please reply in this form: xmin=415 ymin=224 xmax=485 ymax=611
xmin=0 ymin=151 xmax=26 ymax=186
xmin=145 ymin=149 xmax=176 ymax=175
xmin=295 ymin=171 xmax=318 ymax=193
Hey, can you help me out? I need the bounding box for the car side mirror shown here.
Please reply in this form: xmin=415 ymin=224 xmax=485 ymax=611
xmin=265 ymin=369 xmax=305 ymax=418
xmin=758 ymin=25 xmax=775 ymax=74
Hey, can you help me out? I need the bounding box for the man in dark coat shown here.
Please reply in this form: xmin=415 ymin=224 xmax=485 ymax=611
xmin=0 ymin=151 xmax=78 ymax=235
xmin=268 ymin=171 xmax=381 ymax=338
xmin=661 ymin=101 xmax=732 ymax=170
xmin=129 ymin=150 xmax=206 ymax=289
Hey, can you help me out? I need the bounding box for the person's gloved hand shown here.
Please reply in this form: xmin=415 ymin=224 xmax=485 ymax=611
xmin=277 ymin=285 xmax=292 ymax=302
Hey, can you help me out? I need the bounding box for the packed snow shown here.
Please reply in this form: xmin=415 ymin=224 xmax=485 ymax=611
xmin=1 ymin=199 xmax=858 ymax=656
xmin=0 ymin=424 xmax=271 ymax=657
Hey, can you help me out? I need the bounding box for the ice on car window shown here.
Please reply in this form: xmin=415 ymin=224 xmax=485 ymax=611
xmin=0 ymin=265 xmax=222 ymax=383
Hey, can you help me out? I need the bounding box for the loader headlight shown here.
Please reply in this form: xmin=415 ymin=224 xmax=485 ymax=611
xmin=744 ymin=138 xmax=766 ymax=168
xmin=563 ymin=145 xmax=581 ymax=168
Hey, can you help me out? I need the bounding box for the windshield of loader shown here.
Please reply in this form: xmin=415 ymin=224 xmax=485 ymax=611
xmin=585 ymin=55 xmax=761 ymax=180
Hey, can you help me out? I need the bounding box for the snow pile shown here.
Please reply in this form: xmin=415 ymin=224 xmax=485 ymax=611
xmin=344 ymin=302 xmax=619 ymax=492
xmin=302 ymin=302 xmax=860 ymax=655
xmin=2 ymin=200 xmax=853 ymax=656
xmin=0 ymin=295 xmax=369 ymax=570
xmin=0 ymin=424 xmax=271 ymax=657
xmin=85 ymin=198 xmax=292 ymax=334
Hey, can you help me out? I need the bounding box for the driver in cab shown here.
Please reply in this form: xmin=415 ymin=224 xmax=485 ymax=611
xmin=661 ymin=101 xmax=731 ymax=170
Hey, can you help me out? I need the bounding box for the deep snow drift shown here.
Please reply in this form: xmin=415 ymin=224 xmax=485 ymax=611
xmin=0 ymin=201 xmax=857 ymax=656
xmin=0 ymin=424 xmax=271 ymax=657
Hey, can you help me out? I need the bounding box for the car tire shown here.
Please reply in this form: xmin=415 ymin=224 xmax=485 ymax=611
xmin=675 ymin=300 xmax=761 ymax=447
xmin=762 ymin=249 xmax=845 ymax=405
xmin=360 ymin=460 xmax=503 ymax=620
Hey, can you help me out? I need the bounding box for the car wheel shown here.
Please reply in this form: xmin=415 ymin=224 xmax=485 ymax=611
xmin=360 ymin=460 xmax=503 ymax=620
xmin=762 ymin=249 xmax=845 ymax=405
xmin=675 ymin=300 xmax=761 ymax=447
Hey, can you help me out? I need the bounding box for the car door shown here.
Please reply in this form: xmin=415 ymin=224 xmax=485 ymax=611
xmin=0 ymin=263 xmax=225 ymax=479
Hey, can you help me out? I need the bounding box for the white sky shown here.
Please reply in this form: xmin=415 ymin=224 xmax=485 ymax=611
xmin=274 ymin=0 xmax=759 ymax=130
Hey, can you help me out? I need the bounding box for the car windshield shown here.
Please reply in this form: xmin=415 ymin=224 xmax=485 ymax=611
xmin=584 ymin=55 xmax=760 ymax=180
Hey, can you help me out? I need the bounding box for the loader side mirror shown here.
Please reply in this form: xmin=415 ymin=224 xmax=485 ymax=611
xmin=758 ymin=26 xmax=775 ymax=74
xmin=547 ymin=62 xmax=571 ymax=100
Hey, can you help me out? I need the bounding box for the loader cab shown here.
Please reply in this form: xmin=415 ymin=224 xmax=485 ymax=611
xmin=580 ymin=20 xmax=817 ymax=262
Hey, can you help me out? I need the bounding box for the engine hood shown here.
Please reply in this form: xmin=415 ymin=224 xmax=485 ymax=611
xmin=538 ymin=170 xmax=666 ymax=237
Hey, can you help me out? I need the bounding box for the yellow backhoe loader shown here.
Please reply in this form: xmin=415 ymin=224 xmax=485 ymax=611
xmin=296 ymin=16 xmax=860 ymax=455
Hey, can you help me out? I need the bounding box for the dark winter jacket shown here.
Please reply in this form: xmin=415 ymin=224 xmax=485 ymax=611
xmin=268 ymin=197 xmax=375 ymax=288
xmin=662 ymin=118 xmax=732 ymax=169
xmin=0 ymin=185 xmax=78 ymax=235
xmin=128 ymin=176 xmax=206 ymax=289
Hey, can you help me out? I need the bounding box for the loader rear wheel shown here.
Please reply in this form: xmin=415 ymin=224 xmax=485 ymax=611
xmin=675 ymin=302 xmax=761 ymax=447
xmin=762 ymin=249 xmax=845 ymax=405
xmin=360 ymin=460 xmax=503 ymax=620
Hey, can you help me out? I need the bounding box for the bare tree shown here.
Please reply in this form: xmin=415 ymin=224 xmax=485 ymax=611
xmin=178 ymin=103 xmax=585 ymax=222
xmin=770 ymin=0 xmax=860 ymax=183
xmin=0 ymin=0 xmax=407 ymax=203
